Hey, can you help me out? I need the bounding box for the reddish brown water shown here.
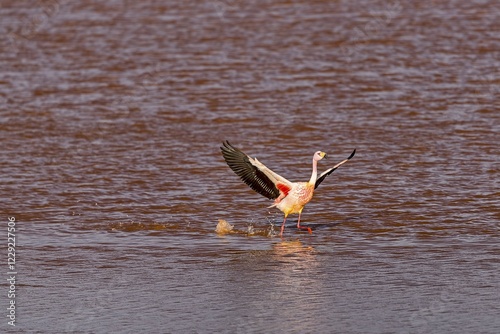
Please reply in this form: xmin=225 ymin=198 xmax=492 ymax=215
xmin=1 ymin=0 xmax=499 ymax=333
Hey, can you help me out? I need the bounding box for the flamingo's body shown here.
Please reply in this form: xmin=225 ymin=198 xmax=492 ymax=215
xmin=220 ymin=141 xmax=356 ymax=237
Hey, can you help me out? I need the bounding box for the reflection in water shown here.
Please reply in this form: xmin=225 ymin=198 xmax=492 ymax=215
xmin=272 ymin=239 xmax=315 ymax=259
xmin=271 ymin=240 xmax=321 ymax=324
xmin=225 ymin=239 xmax=323 ymax=333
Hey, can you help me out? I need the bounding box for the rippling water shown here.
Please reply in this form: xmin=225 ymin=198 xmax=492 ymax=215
xmin=1 ymin=0 xmax=499 ymax=333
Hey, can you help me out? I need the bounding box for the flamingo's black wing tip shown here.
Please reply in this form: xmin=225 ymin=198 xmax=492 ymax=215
xmin=221 ymin=140 xmax=233 ymax=151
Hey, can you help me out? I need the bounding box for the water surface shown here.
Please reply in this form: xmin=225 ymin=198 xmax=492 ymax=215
xmin=0 ymin=0 xmax=499 ymax=333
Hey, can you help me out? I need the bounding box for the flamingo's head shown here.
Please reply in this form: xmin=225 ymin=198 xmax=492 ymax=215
xmin=313 ymin=151 xmax=327 ymax=161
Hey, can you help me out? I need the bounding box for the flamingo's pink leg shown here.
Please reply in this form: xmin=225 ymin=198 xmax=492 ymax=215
xmin=296 ymin=212 xmax=312 ymax=234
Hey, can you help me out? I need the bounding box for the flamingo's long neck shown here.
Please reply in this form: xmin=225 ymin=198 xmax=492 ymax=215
xmin=308 ymin=158 xmax=318 ymax=185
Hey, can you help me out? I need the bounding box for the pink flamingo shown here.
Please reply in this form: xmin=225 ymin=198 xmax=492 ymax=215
xmin=220 ymin=141 xmax=356 ymax=237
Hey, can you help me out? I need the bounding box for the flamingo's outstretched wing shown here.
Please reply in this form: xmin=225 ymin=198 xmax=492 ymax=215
xmin=221 ymin=141 xmax=293 ymax=200
xmin=315 ymin=149 xmax=356 ymax=189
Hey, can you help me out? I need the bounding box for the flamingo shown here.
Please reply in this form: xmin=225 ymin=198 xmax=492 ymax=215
xmin=220 ymin=141 xmax=356 ymax=237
